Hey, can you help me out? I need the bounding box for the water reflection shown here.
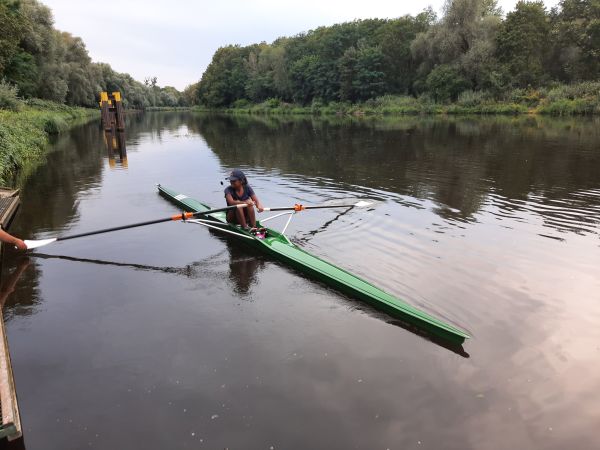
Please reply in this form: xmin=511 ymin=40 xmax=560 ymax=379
xmin=224 ymin=240 xmax=265 ymax=297
xmin=28 ymin=242 xmax=266 ymax=300
xmin=192 ymin=113 xmax=600 ymax=237
xmin=1 ymin=112 xmax=598 ymax=450
xmin=104 ymin=129 xmax=128 ymax=168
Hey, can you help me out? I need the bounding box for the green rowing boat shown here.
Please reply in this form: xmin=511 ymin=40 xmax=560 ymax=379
xmin=158 ymin=184 xmax=470 ymax=344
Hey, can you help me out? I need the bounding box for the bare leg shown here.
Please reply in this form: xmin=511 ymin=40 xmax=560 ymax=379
xmin=246 ymin=206 xmax=256 ymax=228
xmin=235 ymin=207 xmax=248 ymax=228
xmin=226 ymin=210 xmax=236 ymax=223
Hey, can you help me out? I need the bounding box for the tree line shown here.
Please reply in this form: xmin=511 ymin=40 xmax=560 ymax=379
xmin=0 ymin=0 xmax=190 ymax=109
xmin=196 ymin=0 xmax=600 ymax=107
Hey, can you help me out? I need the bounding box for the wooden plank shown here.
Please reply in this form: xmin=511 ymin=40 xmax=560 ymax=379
xmin=0 ymin=197 xmax=20 ymax=230
xmin=0 ymin=189 xmax=23 ymax=441
xmin=0 ymin=308 xmax=21 ymax=441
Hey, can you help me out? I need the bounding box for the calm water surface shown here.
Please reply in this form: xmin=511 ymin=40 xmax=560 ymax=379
xmin=3 ymin=113 xmax=600 ymax=449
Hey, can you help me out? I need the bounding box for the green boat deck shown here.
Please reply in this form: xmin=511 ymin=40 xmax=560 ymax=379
xmin=158 ymin=185 xmax=470 ymax=345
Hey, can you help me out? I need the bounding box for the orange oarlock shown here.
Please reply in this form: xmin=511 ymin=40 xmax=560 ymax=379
xmin=172 ymin=212 xmax=194 ymax=221
xmin=294 ymin=204 xmax=305 ymax=212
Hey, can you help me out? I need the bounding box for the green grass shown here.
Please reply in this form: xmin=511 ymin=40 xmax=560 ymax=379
xmin=0 ymin=99 xmax=98 ymax=185
xmin=144 ymin=106 xmax=192 ymax=111
xmin=196 ymin=82 xmax=600 ymax=117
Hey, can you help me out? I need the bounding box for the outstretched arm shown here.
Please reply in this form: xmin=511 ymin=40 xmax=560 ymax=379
xmin=0 ymin=228 xmax=27 ymax=250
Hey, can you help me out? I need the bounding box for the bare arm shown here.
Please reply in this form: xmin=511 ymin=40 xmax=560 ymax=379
xmin=251 ymin=194 xmax=264 ymax=212
xmin=225 ymin=193 xmax=248 ymax=206
xmin=0 ymin=228 xmax=27 ymax=250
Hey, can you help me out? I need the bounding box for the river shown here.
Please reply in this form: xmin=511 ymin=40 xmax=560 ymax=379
xmin=3 ymin=112 xmax=599 ymax=449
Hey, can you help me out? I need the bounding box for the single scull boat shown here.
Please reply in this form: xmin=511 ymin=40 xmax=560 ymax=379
xmin=158 ymin=184 xmax=470 ymax=344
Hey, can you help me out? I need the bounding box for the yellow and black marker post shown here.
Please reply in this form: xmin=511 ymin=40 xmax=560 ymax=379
xmin=99 ymin=91 xmax=127 ymax=165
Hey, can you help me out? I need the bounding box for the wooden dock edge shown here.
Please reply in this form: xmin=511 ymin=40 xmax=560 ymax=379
xmin=0 ymin=309 xmax=21 ymax=441
xmin=0 ymin=189 xmax=22 ymax=441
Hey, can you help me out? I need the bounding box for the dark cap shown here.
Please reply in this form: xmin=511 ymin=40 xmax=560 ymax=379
xmin=226 ymin=169 xmax=247 ymax=182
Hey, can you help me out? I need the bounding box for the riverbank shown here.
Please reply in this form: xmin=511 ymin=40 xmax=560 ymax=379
xmin=144 ymin=106 xmax=192 ymax=111
xmin=0 ymin=99 xmax=98 ymax=185
xmin=196 ymin=82 xmax=600 ymax=117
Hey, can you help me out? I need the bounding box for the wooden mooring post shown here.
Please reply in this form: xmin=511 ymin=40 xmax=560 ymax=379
xmin=99 ymin=91 xmax=127 ymax=164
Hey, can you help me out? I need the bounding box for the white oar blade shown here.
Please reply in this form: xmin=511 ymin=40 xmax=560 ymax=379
xmin=24 ymin=238 xmax=57 ymax=250
xmin=354 ymin=201 xmax=372 ymax=208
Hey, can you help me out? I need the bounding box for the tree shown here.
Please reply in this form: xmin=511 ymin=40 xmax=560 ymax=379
xmin=3 ymin=50 xmax=38 ymax=97
xmin=0 ymin=0 xmax=183 ymax=108
xmin=496 ymin=1 xmax=551 ymax=87
xmin=197 ymin=45 xmax=251 ymax=107
xmin=339 ymin=42 xmax=386 ymax=101
xmin=181 ymin=83 xmax=198 ymax=106
xmin=245 ymin=44 xmax=290 ymax=102
xmin=550 ymin=0 xmax=600 ymax=81
xmin=412 ymin=0 xmax=502 ymax=92
xmin=377 ymin=11 xmax=435 ymax=94
xmin=289 ymin=54 xmax=322 ymax=104
xmin=144 ymin=76 xmax=158 ymax=87
xmin=0 ymin=0 xmax=26 ymax=73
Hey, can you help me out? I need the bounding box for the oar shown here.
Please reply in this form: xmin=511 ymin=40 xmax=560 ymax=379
xmin=24 ymin=204 xmax=247 ymax=250
xmin=261 ymin=200 xmax=372 ymax=212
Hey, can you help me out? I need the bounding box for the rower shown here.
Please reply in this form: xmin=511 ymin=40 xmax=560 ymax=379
xmin=224 ymin=169 xmax=264 ymax=230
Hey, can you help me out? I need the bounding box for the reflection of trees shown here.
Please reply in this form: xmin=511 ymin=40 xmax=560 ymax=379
xmin=12 ymin=112 xmax=198 ymax=242
xmin=3 ymin=112 xmax=205 ymax=316
xmin=13 ymin=123 xmax=107 ymax=240
xmin=192 ymin=114 xmax=600 ymax=232
xmin=124 ymin=111 xmax=193 ymax=145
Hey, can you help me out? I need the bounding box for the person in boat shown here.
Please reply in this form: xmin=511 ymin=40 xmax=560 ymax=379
xmin=224 ymin=169 xmax=264 ymax=229
xmin=0 ymin=227 xmax=26 ymax=250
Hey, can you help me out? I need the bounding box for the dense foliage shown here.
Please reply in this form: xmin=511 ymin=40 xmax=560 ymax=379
xmin=0 ymin=100 xmax=97 ymax=183
xmin=0 ymin=0 xmax=187 ymax=108
xmin=196 ymin=0 xmax=600 ymax=107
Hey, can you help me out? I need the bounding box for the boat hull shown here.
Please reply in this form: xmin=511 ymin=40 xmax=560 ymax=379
xmin=158 ymin=185 xmax=470 ymax=344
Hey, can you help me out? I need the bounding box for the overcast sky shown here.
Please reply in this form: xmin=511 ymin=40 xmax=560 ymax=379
xmin=42 ymin=0 xmax=560 ymax=90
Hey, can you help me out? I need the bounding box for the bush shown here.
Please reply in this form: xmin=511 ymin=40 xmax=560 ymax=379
xmin=311 ymin=98 xmax=325 ymax=114
xmin=41 ymin=115 xmax=68 ymax=134
xmin=0 ymin=114 xmax=46 ymax=184
xmin=264 ymin=98 xmax=280 ymax=108
xmin=545 ymin=82 xmax=600 ymax=102
xmin=425 ymin=65 xmax=471 ymax=103
xmin=232 ymin=99 xmax=250 ymax=108
xmin=0 ymin=100 xmax=98 ymax=184
xmin=538 ymin=98 xmax=598 ymax=115
xmin=506 ymin=88 xmax=543 ymax=107
xmin=456 ymin=90 xmax=492 ymax=107
xmin=0 ymin=80 xmax=22 ymax=111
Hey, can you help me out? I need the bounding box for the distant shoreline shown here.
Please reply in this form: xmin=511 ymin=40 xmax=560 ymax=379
xmin=193 ymin=90 xmax=600 ymax=117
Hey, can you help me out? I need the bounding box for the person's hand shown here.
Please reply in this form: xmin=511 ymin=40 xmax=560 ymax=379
xmin=245 ymin=199 xmax=255 ymax=207
xmin=13 ymin=239 xmax=27 ymax=251
xmin=257 ymin=206 xmax=264 ymax=212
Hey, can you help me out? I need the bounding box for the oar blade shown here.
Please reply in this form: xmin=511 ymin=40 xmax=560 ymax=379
xmin=24 ymin=238 xmax=57 ymax=250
